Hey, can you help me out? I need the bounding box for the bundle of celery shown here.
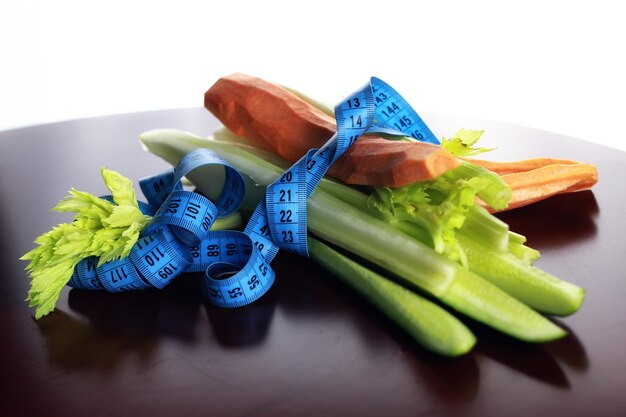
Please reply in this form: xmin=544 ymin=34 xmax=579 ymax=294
xmin=139 ymin=127 xmax=584 ymax=357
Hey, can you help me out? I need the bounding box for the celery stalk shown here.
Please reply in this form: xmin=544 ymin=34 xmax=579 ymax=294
xmin=308 ymin=237 xmax=476 ymax=356
xmin=458 ymin=235 xmax=584 ymax=316
xmin=508 ymin=239 xmax=541 ymax=265
xmin=447 ymin=161 xmax=512 ymax=211
xmin=458 ymin=205 xmax=510 ymax=253
xmin=306 ymin=189 xmax=457 ymax=296
xmin=439 ymin=266 xmax=566 ymax=342
xmin=505 ymin=231 xmax=541 ymax=264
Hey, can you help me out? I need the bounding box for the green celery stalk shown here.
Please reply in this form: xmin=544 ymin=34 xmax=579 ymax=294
xmin=447 ymin=160 xmax=512 ymax=211
xmin=507 ymin=239 xmax=541 ymax=265
xmin=458 ymin=234 xmax=584 ymax=316
xmin=506 ymin=231 xmax=541 ymax=264
xmin=439 ymin=266 xmax=566 ymax=342
xmin=306 ymin=189 xmax=457 ymax=296
xmin=458 ymin=205 xmax=510 ymax=253
xmin=308 ymin=237 xmax=476 ymax=356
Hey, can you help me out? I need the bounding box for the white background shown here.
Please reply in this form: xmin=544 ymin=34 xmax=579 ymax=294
xmin=2 ymin=0 xmax=625 ymax=151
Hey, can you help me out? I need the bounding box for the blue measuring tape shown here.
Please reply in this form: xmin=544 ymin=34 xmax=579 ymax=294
xmin=69 ymin=77 xmax=438 ymax=308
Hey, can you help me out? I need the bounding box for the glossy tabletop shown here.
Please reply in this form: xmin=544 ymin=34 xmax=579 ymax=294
xmin=1 ymin=108 xmax=624 ymax=416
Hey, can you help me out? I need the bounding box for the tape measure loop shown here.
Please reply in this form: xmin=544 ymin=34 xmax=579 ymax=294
xmin=200 ymin=231 xmax=275 ymax=308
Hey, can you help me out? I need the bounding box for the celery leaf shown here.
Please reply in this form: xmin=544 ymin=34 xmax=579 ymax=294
xmin=368 ymin=169 xmax=492 ymax=265
xmin=441 ymin=128 xmax=495 ymax=157
xmin=21 ymin=168 xmax=151 ymax=319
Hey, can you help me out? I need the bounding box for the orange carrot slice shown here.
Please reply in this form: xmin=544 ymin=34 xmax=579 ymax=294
xmin=485 ymin=163 xmax=598 ymax=212
xmin=463 ymin=157 xmax=584 ymax=175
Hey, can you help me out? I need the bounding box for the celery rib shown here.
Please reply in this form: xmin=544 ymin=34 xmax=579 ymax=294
xmin=449 ymin=161 xmax=512 ymax=211
xmin=308 ymin=238 xmax=476 ymax=356
xmin=439 ymin=267 xmax=566 ymax=342
xmin=458 ymin=235 xmax=585 ymax=316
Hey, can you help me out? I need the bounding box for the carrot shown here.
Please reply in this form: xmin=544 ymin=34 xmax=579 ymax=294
xmin=482 ymin=162 xmax=598 ymax=212
xmin=204 ymin=73 xmax=460 ymax=187
xmin=462 ymin=157 xmax=584 ymax=176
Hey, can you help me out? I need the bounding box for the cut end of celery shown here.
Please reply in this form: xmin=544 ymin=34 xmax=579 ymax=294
xmin=139 ymin=129 xmax=210 ymax=166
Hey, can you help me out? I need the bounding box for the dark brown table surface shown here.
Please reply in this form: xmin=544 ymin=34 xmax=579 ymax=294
xmin=1 ymin=108 xmax=624 ymax=416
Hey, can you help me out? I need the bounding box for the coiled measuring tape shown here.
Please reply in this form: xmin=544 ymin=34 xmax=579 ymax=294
xmin=69 ymin=77 xmax=438 ymax=308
